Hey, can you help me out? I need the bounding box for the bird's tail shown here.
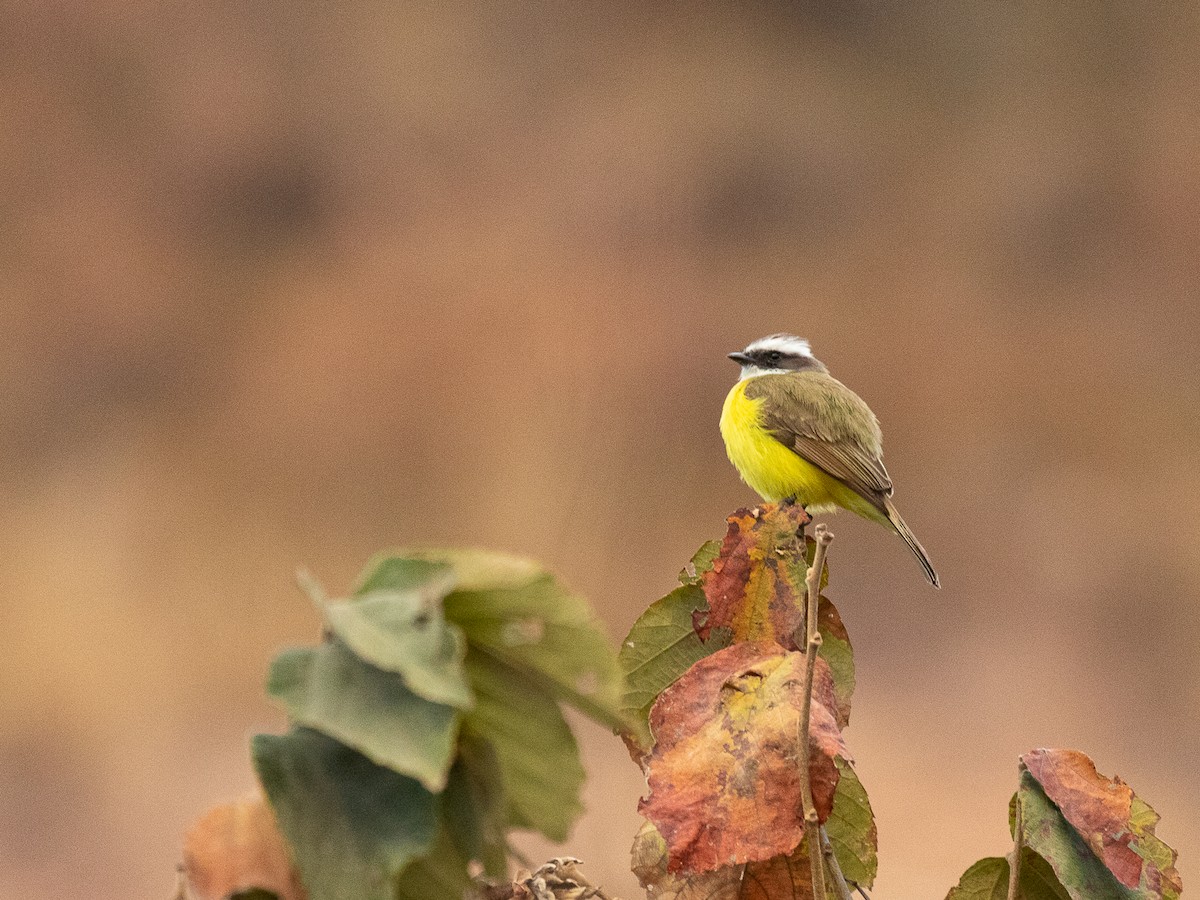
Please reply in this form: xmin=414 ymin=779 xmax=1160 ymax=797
xmin=882 ymin=497 xmax=940 ymax=588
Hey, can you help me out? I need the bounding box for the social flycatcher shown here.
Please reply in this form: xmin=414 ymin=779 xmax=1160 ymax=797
xmin=720 ymin=334 xmax=939 ymax=587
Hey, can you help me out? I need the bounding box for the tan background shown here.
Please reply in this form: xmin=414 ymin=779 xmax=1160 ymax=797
xmin=2 ymin=4 xmax=1198 ymax=898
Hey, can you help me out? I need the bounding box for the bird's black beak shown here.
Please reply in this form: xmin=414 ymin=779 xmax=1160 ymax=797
xmin=728 ymin=351 xmax=754 ymax=365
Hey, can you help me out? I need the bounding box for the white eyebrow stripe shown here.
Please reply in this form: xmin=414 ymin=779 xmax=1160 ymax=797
xmin=744 ymin=335 xmax=812 ymax=357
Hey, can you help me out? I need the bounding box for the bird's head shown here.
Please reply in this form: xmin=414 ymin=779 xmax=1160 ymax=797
xmin=728 ymin=334 xmax=827 ymax=379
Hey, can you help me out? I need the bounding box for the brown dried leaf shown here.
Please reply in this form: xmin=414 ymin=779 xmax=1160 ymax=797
xmin=738 ymin=848 xmax=819 ymax=900
xmin=639 ymin=641 xmax=847 ymax=874
xmin=1022 ymin=748 xmax=1182 ymax=897
xmin=697 ymin=504 xmax=811 ymax=650
xmin=184 ymin=795 xmax=306 ymax=900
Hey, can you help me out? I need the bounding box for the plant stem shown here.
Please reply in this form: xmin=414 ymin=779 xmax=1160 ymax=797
xmin=799 ymin=524 xmax=833 ymax=900
xmin=821 ymin=826 xmax=854 ymax=900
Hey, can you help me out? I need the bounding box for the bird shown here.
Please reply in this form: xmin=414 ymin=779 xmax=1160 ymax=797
xmin=720 ymin=334 xmax=939 ymax=587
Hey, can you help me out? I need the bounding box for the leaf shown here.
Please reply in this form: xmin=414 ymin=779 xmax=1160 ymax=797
xmin=679 ymin=540 xmax=721 ymax=586
xmin=354 ymin=556 xmax=460 ymax=596
xmin=252 ymin=728 xmax=439 ymax=900
xmin=639 ymin=641 xmax=847 ymax=874
xmin=393 ymin=826 xmax=475 ymax=900
xmin=462 ymin=649 xmax=585 ymax=842
xmin=946 ymin=857 xmax=1007 ymax=900
xmin=442 ymin=731 xmax=509 ymax=878
xmin=816 ymin=595 xmax=854 ymax=728
xmin=945 ymin=851 xmax=1071 ymax=900
xmin=1129 ymin=797 xmax=1182 ymax=900
xmin=372 ymin=549 xmax=544 ymax=593
xmin=825 ymin=759 xmax=877 ymax=889
xmin=1018 ymin=771 xmax=1143 ymax=900
xmin=395 ymin=745 xmax=508 ymax=899
xmin=631 ymin=820 xmax=751 ymax=899
xmin=361 ymin=550 xmax=626 ymax=731
xmin=738 ymin=845 xmax=819 ymax=900
xmin=696 ymin=504 xmax=812 ymax=649
xmin=183 ymin=795 xmax=306 ymax=900
xmin=1020 ymin=748 xmax=1182 ymax=899
xmin=323 ymin=580 xmax=472 ymax=709
xmin=621 ymin=516 xmax=854 ymax=757
xmin=353 ymin=549 xmax=609 ymax=843
xmin=266 ymin=641 xmax=460 ymax=791
xmin=631 ymin=821 xmax=819 ymax=900
xmin=618 ymin=583 xmax=732 ymax=755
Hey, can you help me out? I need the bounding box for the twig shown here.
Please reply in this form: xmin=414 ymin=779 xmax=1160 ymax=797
xmin=820 ymin=826 xmax=854 ymax=900
xmin=1008 ymin=763 xmax=1026 ymax=900
xmin=798 ymin=524 xmax=833 ymax=900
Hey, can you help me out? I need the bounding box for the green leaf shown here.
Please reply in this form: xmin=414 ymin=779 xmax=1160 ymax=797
xmin=1023 ymin=850 xmax=1077 ymax=900
xmin=816 ymin=595 xmax=855 ymax=727
xmin=462 ymin=649 xmax=584 ymax=842
xmin=365 ymin=549 xmax=541 ymax=594
xmin=394 ymin=747 xmax=508 ymax=900
xmin=393 ymin=827 xmax=474 ymax=900
xmin=1018 ymin=771 xmax=1138 ymax=900
xmin=444 ymin=556 xmax=624 ymax=729
xmin=354 ymin=556 xmax=458 ymax=596
xmin=946 ymin=856 xmax=1008 ymax=900
xmin=358 ymin=551 xmax=625 ymax=731
xmin=252 ymin=728 xmax=438 ymax=900
xmin=267 ymin=641 xmax=459 ymax=790
xmin=678 ymin=540 xmax=721 ymax=585
xmin=324 ymin=589 xmax=472 ymax=709
xmin=1129 ymin=797 xmax=1182 ymax=900
xmin=945 ymin=851 xmax=1071 ymax=900
xmin=825 ymin=759 xmax=877 ymax=889
xmin=442 ymin=731 xmax=509 ymax=878
xmin=618 ymin=584 xmax=731 ymax=752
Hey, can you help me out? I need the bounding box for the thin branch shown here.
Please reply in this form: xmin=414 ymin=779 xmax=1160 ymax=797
xmin=1008 ymin=764 xmax=1026 ymax=900
xmin=820 ymin=826 xmax=854 ymax=900
xmin=798 ymin=523 xmax=833 ymax=900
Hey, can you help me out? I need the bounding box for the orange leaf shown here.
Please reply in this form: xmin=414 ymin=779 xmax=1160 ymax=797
xmin=184 ymin=794 xmax=306 ymax=900
xmin=697 ymin=504 xmax=811 ymax=650
xmin=639 ymin=641 xmax=847 ymax=874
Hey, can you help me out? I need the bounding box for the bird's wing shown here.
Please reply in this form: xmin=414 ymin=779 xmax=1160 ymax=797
xmin=745 ymin=372 xmax=894 ymax=500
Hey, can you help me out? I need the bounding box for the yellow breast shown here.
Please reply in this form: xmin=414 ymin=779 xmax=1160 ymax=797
xmin=719 ymin=378 xmax=860 ymax=513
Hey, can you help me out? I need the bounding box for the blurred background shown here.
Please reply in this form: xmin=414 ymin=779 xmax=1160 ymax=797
xmin=3 ymin=3 xmax=1198 ymax=898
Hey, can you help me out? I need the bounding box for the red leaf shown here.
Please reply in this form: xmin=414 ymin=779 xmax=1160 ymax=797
xmin=1022 ymin=748 xmax=1182 ymax=896
xmin=632 ymin=821 xmax=818 ymax=900
xmin=639 ymin=641 xmax=847 ymax=874
xmin=697 ymin=504 xmax=812 ymax=650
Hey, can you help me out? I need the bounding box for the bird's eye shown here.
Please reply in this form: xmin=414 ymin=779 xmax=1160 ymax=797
xmin=766 ymin=351 xmax=782 ymax=363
